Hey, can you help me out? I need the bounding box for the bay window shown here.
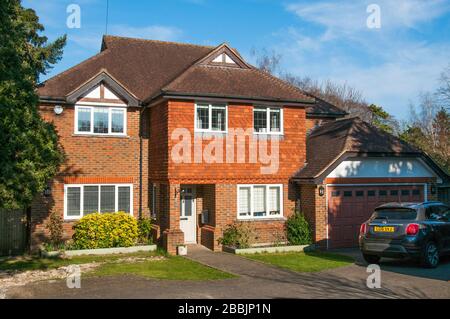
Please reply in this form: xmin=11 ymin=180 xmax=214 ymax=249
xmin=253 ymin=107 xmax=283 ymax=134
xmin=64 ymin=184 xmax=133 ymax=220
xmin=75 ymin=105 xmax=126 ymax=135
xmin=237 ymin=184 xmax=283 ymax=219
xmin=195 ymin=103 xmax=227 ymax=132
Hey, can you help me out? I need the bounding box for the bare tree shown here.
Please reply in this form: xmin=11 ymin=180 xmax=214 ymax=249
xmin=252 ymin=48 xmax=398 ymax=129
xmin=251 ymin=48 xmax=282 ymax=75
xmin=437 ymin=64 xmax=450 ymax=109
xmin=282 ymin=73 xmax=373 ymax=121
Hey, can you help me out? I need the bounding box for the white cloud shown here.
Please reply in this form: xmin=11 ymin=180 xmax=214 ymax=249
xmin=286 ymin=0 xmax=450 ymax=39
xmin=279 ymin=0 xmax=450 ymax=119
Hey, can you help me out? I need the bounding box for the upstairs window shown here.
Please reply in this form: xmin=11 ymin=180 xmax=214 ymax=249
xmin=75 ymin=105 xmax=126 ymax=135
xmin=253 ymin=107 xmax=283 ymax=134
xmin=195 ymin=103 xmax=227 ymax=133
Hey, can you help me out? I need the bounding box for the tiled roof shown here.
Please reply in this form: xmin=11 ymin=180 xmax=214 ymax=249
xmin=38 ymin=35 xmax=313 ymax=104
xmin=293 ymin=117 xmax=421 ymax=179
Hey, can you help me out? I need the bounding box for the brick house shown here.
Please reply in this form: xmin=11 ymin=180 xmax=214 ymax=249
xmin=33 ymin=36 xmax=448 ymax=253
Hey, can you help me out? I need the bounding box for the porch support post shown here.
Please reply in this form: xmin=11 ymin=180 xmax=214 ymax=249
xmin=162 ymin=183 xmax=184 ymax=255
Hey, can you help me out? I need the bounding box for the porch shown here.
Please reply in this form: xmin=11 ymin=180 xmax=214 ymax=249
xmin=150 ymin=183 xmax=292 ymax=254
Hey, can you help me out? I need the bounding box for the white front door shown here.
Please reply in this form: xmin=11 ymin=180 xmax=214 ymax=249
xmin=180 ymin=186 xmax=196 ymax=243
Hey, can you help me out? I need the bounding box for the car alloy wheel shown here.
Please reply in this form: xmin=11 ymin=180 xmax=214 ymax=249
xmin=426 ymin=242 xmax=439 ymax=267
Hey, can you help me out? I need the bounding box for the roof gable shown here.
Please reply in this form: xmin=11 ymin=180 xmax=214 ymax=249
xmin=67 ymin=71 xmax=139 ymax=106
xmin=197 ymin=43 xmax=251 ymax=69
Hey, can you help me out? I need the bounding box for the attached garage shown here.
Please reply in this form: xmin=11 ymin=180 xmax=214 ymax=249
xmin=327 ymin=184 xmax=424 ymax=248
xmin=294 ymin=118 xmax=449 ymax=249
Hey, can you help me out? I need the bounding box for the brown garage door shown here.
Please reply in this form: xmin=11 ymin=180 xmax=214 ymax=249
xmin=327 ymin=185 xmax=424 ymax=248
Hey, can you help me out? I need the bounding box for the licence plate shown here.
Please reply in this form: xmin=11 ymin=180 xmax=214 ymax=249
xmin=373 ymin=226 xmax=395 ymax=233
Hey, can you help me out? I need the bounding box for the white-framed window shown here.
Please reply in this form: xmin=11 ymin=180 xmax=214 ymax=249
xmin=195 ymin=103 xmax=228 ymax=133
xmin=253 ymin=107 xmax=283 ymax=135
xmin=64 ymin=184 xmax=133 ymax=220
xmin=74 ymin=105 xmax=127 ymax=136
xmin=237 ymin=184 xmax=283 ymax=220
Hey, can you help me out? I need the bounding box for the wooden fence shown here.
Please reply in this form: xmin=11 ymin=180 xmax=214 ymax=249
xmin=0 ymin=208 xmax=28 ymax=256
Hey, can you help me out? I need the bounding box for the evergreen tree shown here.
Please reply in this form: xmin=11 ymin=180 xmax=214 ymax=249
xmin=0 ymin=0 xmax=66 ymax=208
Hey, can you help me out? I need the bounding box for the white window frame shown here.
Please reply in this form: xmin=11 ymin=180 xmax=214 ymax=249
xmin=64 ymin=184 xmax=133 ymax=220
xmin=253 ymin=106 xmax=284 ymax=135
xmin=194 ymin=102 xmax=228 ymax=133
xmin=237 ymin=184 xmax=283 ymax=220
xmin=74 ymin=105 xmax=127 ymax=136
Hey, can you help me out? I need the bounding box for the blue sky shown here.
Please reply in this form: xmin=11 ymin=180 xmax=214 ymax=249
xmin=23 ymin=0 xmax=450 ymax=120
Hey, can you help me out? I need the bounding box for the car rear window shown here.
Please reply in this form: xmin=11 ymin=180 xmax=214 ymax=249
xmin=372 ymin=208 xmax=417 ymax=220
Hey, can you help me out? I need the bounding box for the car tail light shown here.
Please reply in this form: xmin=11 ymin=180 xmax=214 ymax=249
xmin=360 ymin=223 xmax=367 ymax=235
xmin=406 ymin=223 xmax=420 ymax=236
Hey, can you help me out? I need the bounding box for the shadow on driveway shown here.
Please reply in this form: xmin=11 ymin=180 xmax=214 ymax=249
xmin=330 ymin=248 xmax=450 ymax=282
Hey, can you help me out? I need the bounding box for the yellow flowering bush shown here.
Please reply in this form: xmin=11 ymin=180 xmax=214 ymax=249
xmin=72 ymin=212 xmax=139 ymax=249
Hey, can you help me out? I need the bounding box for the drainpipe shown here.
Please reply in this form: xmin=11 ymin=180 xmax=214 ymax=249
xmin=138 ymin=102 xmax=147 ymax=219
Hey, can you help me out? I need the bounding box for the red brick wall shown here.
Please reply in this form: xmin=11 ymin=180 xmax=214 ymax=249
xmin=195 ymin=183 xmax=296 ymax=251
xmin=31 ymin=103 xmax=148 ymax=248
xmin=150 ymin=99 xmax=307 ymax=253
xmin=167 ymin=100 xmax=306 ymax=183
xmin=148 ymin=101 xmax=169 ymax=181
xmin=299 ymin=184 xmax=327 ymax=247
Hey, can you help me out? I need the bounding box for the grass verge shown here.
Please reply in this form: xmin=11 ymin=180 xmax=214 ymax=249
xmin=0 ymin=251 xmax=235 ymax=281
xmin=244 ymin=251 xmax=354 ymax=272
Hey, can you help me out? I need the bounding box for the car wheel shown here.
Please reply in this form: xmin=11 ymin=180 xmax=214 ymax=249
xmin=363 ymin=253 xmax=381 ymax=264
xmin=421 ymin=241 xmax=440 ymax=268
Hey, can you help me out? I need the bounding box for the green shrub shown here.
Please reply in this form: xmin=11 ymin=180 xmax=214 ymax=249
xmin=72 ymin=212 xmax=139 ymax=249
xmin=45 ymin=211 xmax=63 ymax=248
xmin=137 ymin=217 xmax=153 ymax=244
xmin=218 ymin=222 xmax=256 ymax=249
xmin=286 ymin=213 xmax=312 ymax=245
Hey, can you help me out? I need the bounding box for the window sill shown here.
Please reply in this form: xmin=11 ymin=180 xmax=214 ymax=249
xmin=194 ymin=131 xmax=227 ymax=138
xmin=237 ymin=217 xmax=286 ymax=222
xmin=72 ymin=134 xmax=130 ymax=139
xmin=252 ymin=134 xmax=284 ymax=140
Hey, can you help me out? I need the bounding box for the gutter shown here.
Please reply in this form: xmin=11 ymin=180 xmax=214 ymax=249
xmin=306 ymin=112 xmax=347 ymax=118
xmin=143 ymin=90 xmax=315 ymax=107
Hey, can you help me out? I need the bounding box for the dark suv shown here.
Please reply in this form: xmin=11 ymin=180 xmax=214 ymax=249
xmin=359 ymin=201 xmax=450 ymax=268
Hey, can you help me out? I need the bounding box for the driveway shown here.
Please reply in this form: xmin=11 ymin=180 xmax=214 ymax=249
xmin=5 ymin=246 xmax=450 ymax=299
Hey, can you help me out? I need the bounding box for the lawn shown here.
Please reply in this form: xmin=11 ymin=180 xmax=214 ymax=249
xmin=0 ymin=251 xmax=235 ymax=281
xmin=244 ymin=251 xmax=354 ymax=273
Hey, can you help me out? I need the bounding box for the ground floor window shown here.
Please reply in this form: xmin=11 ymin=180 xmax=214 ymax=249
xmin=237 ymin=184 xmax=283 ymax=219
xmin=64 ymin=184 xmax=133 ymax=220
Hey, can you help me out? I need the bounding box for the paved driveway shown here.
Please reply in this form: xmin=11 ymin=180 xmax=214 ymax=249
xmin=6 ymin=246 xmax=450 ymax=299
